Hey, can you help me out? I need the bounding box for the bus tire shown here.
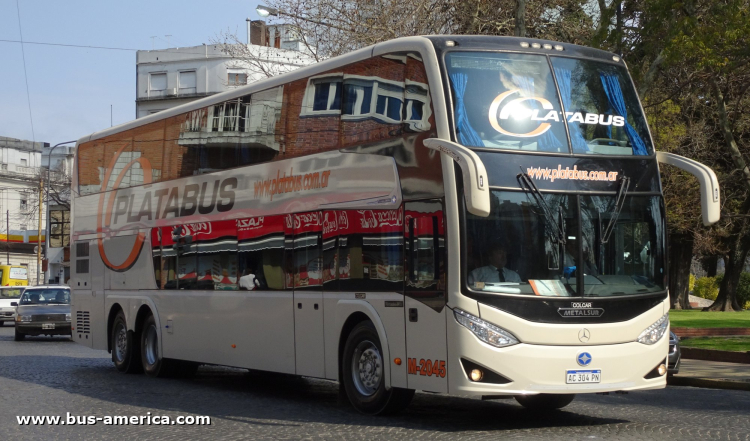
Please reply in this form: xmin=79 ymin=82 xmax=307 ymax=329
xmin=140 ymin=314 xmax=174 ymax=378
xmin=515 ymin=393 xmax=575 ymax=410
xmin=14 ymin=328 xmax=24 ymax=341
xmin=342 ymin=321 xmax=414 ymax=415
xmin=111 ymin=311 xmax=142 ymax=374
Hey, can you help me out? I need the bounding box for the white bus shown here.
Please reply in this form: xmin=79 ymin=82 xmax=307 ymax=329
xmin=71 ymin=36 xmax=719 ymax=414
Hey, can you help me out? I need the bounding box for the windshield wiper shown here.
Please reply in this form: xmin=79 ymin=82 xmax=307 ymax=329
xmin=601 ymin=175 xmax=631 ymax=244
xmin=517 ymin=170 xmax=566 ymax=244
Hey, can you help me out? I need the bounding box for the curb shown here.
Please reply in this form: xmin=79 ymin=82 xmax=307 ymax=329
xmin=672 ymin=327 xmax=750 ymax=337
xmin=668 ymin=375 xmax=750 ymax=392
xmin=681 ymin=347 xmax=750 ymax=364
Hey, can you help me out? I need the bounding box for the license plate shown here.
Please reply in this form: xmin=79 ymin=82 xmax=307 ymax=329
xmin=566 ymin=369 xmax=601 ymax=384
xmin=42 ymin=323 xmax=55 ymax=330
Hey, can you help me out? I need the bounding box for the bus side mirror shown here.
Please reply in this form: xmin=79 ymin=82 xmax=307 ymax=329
xmin=656 ymin=152 xmax=720 ymax=226
xmin=424 ymin=138 xmax=490 ymax=217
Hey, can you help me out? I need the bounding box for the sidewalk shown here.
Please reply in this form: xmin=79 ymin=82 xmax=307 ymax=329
xmin=668 ymin=358 xmax=750 ymax=391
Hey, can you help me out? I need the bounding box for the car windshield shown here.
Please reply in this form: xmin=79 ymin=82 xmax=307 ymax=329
xmin=464 ymin=190 xmax=665 ymax=297
xmin=19 ymin=289 xmax=71 ymax=305
xmin=445 ymin=51 xmax=653 ymax=155
xmin=0 ymin=288 xmax=24 ymax=299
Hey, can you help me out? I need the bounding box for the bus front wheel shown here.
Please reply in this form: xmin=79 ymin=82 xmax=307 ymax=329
xmin=342 ymin=321 xmax=414 ymax=415
xmin=111 ymin=311 xmax=142 ymax=374
xmin=515 ymin=393 xmax=576 ymax=411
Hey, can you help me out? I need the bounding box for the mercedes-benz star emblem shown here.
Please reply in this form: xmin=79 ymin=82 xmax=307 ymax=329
xmin=577 ymin=352 xmax=593 ymax=366
xmin=578 ymin=328 xmax=591 ymax=343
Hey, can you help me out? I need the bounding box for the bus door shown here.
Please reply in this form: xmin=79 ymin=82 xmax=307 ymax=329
xmin=404 ymin=200 xmax=448 ymax=393
xmin=292 ymin=212 xmax=326 ymax=378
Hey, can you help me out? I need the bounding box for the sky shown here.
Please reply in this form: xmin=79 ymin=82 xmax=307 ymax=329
xmin=0 ymin=0 xmax=267 ymax=146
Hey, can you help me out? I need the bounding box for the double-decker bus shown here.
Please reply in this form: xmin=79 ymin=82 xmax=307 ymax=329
xmin=71 ymin=36 xmax=719 ymax=414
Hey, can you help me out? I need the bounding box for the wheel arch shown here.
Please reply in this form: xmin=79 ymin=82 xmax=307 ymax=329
xmin=336 ymin=300 xmax=392 ymax=389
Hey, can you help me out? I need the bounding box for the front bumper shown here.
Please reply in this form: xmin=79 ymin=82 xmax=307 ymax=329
xmin=0 ymin=310 xmax=16 ymax=322
xmin=448 ymin=316 xmax=669 ymax=396
xmin=16 ymin=322 xmax=71 ymax=336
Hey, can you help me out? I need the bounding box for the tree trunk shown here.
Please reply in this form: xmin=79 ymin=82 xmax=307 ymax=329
xmin=514 ymin=0 xmax=526 ymax=37
xmin=701 ymin=255 xmax=718 ymax=277
xmin=668 ymin=232 xmax=694 ymax=309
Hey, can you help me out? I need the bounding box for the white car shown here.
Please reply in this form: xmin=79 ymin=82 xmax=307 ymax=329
xmin=0 ymin=286 xmax=26 ymax=325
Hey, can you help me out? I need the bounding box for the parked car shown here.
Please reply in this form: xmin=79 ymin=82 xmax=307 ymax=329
xmin=668 ymin=331 xmax=681 ymax=375
xmin=12 ymin=286 xmax=71 ymax=341
xmin=0 ymin=286 xmax=25 ymax=326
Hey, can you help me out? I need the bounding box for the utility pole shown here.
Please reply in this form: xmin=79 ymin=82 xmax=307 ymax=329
xmin=6 ymin=210 xmax=9 ymax=265
xmin=36 ymin=178 xmax=43 ymax=285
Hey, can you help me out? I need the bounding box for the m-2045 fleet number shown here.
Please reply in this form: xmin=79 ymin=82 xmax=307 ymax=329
xmin=407 ymin=358 xmax=446 ymax=377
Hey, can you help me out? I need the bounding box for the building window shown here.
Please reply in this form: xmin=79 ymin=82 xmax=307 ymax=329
xmin=20 ymin=158 xmax=27 ymax=166
xmin=1 ymin=163 xmax=6 ymax=170
xmin=179 ymin=71 xmax=197 ymax=95
xmin=228 ymin=72 xmax=248 ymax=86
xmin=50 ymin=210 xmax=70 ymax=248
xmin=149 ymin=73 xmax=167 ymax=97
xmin=20 ymin=199 xmax=27 ymax=210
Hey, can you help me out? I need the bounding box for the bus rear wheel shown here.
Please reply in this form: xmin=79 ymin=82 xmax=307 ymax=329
xmin=139 ymin=314 xmax=198 ymax=378
xmin=515 ymin=393 xmax=576 ymax=411
xmin=141 ymin=314 xmax=171 ymax=378
xmin=111 ymin=311 xmax=142 ymax=374
xmin=342 ymin=321 xmax=414 ymax=415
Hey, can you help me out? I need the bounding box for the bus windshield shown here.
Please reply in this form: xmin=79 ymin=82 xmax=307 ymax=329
xmin=464 ymin=190 xmax=665 ymax=297
xmin=446 ymin=51 xmax=653 ymax=156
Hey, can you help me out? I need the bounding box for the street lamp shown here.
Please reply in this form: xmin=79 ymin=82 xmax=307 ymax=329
xmin=254 ymin=3 xmax=351 ymax=32
xmin=41 ymin=140 xmax=75 ymax=285
xmin=255 ymin=4 xmax=279 ymax=17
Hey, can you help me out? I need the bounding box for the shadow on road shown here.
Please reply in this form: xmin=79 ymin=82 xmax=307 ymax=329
xmin=0 ymin=352 xmax=630 ymax=433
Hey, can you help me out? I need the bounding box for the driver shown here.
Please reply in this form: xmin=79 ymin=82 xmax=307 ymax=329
xmin=468 ymin=242 xmax=521 ymax=284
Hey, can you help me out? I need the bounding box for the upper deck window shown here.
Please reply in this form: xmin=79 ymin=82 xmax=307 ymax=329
xmin=550 ymin=57 xmax=652 ymax=155
xmin=447 ymin=52 xmax=568 ymax=153
xmin=446 ymin=51 xmax=652 ymax=156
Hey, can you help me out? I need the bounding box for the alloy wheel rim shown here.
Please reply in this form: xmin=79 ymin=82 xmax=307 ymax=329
xmin=351 ymin=340 xmax=382 ymax=396
xmin=144 ymin=324 xmax=158 ymax=366
xmin=115 ymin=324 xmax=128 ymax=362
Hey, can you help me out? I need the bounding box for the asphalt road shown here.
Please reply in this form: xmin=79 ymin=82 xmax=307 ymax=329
xmin=1 ymin=324 xmax=749 ymax=440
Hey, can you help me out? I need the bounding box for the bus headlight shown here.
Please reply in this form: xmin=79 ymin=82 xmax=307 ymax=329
xmin=454 ymin=309 xmax=519 ymax=348
xmin=637 ymin=313 xmax=669 ymax=345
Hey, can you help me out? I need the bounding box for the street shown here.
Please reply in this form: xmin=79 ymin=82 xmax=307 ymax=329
xmin=1 ymin=325 xmax=749 ymax=440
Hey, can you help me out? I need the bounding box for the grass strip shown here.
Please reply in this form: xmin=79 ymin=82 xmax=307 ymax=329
xmin=669 ymin=310 xmax=750 ymax=328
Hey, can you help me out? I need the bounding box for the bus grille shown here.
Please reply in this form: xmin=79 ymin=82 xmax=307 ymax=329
xmin=76 ymin=311 xmax=90 ymax=334
xmin=31 ymin=314 xmax=66 ymax=322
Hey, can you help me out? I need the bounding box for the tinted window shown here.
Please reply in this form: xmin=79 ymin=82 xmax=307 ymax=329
xmin=550 ymin=57 xmax=653 ymax=155
xmin=446 ymin=52 xmax=568 ymax=153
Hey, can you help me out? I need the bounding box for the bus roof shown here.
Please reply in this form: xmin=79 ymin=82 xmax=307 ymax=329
xmin=76 ymin=35 xmax=623 ymax=146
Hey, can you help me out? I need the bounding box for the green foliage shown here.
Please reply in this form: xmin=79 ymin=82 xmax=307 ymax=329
xmin=693 ymin=276 xmax=720 ymax=300
xmin=687 ymin=273 xmax=750 ymax=309
xmin=737 ymin=272 xmax=750 ymax=310
xmin=689 ymin=273 xmax=696 ymax=292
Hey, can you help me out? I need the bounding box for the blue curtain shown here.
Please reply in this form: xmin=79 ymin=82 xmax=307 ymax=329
xmin=600 ymin=74 xmax=648 ymax=155
xmin=516 ymin=76 xmax=564 ymax=152
xmin=553 ymin=67 xmax=589 ymax=153
xmin=450 ymin=73 xmax=484 ymax=146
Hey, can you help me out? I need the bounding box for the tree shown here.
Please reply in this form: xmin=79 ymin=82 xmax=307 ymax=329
xmin=631 ymin=0 xmax=750 ymax=311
